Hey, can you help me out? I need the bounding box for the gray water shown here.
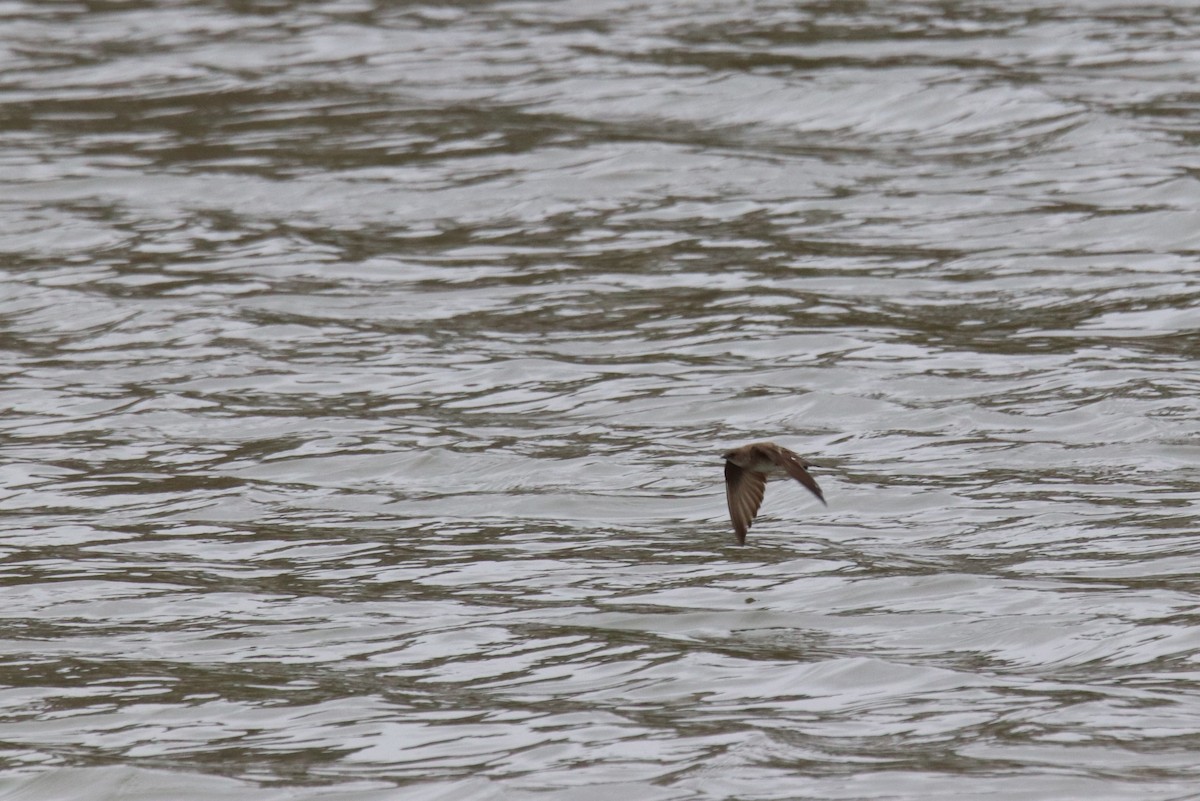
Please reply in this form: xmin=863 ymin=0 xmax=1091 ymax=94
xmin=3 ymin=1 xmax=1200 ymax=799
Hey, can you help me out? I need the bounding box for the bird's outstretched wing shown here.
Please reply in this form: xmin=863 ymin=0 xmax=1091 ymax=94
xmin=768 ymin=447 xmax=827 ymax=506
xmin=725 ymin=461 xmax=766 ymax=545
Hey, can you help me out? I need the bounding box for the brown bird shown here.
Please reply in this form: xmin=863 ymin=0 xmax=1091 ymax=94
xmin=723 ymin=442 xmax=826 ymax=544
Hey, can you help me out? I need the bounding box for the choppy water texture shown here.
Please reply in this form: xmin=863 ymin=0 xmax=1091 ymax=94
xmin=3 ymin=1 xmax=1200 ymax=799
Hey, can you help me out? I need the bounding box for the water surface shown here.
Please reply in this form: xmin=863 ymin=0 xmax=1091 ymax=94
xmin=2 ymin=1 xmax=1200 ymax=799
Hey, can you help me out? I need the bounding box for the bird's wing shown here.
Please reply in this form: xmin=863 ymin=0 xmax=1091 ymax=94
xmin=769 ymin=447 xmax=827 ymax=505
xmin=725 ymin=461 xmax=767 ymax=545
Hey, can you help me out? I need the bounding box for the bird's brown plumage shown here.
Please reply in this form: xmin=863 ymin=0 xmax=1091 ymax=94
xmin=722 ymin=442 xmax=825 ymax=544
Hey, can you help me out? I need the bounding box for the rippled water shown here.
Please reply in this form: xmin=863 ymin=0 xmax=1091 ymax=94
xmin=3 ymin=1 xmax=1200 ymax=799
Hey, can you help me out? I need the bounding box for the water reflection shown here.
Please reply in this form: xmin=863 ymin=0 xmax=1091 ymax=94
xmin=2 ymin=0 xmax=1200 ymax=799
